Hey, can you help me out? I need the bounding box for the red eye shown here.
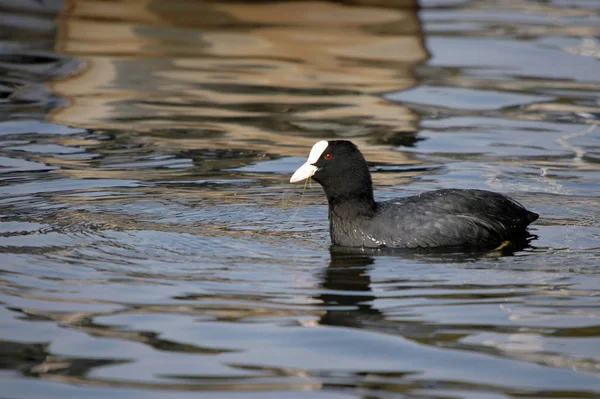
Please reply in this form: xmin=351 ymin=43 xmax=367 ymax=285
xmin=324 ymin=153 xmax=333 ymax=160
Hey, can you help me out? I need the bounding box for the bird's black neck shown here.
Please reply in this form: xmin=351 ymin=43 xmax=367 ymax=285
xmin=321 ymin=168 xmax=376 ymax=219
xmin=327 ymin=193 xmax=376 ymax=218
xmin=327 ymin=194 xmax=376 ymax=247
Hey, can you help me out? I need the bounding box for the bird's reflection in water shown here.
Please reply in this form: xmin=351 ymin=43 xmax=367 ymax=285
xmin=317 ymin=249 xmax=380 ymax=329
xmin=316 ymin=245 xmax=514 ymax=336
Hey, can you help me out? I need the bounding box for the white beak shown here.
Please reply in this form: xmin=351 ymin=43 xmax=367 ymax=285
xmin=289 ymin=140 xmax=329 ymax=183
xmin=290 ymin=162 xmax=318 ymax=183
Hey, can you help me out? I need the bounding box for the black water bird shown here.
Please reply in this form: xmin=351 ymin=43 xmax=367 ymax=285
xmin=290 ymin=140 xmax=538 ymax=249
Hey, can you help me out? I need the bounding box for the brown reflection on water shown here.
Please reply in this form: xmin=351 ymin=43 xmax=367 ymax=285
xmin=49 ymin=0 xmax=426 ymax=164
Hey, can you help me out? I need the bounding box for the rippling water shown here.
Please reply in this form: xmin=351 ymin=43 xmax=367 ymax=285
xmin=1 ymin=0 xmax=600 ymax=398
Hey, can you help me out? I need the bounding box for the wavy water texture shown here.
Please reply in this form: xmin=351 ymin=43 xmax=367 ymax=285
xmin=1 ymin=0 xmax=600 ymax=398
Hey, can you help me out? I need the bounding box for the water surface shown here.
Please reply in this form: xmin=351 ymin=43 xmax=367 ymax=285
xmin=1 ymin=1 xmax=600 ymax=398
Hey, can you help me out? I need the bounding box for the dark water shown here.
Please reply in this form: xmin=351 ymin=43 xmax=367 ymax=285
xmin=1 ymin=1 xmax=600 ymax=398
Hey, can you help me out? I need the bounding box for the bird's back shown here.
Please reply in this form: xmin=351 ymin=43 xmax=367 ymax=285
xmin=332 ymin=189 xmax=538 ymax=249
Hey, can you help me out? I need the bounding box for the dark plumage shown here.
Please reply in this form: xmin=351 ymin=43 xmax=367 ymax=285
xmin=290 ymin=140 xmax=538 ymax=249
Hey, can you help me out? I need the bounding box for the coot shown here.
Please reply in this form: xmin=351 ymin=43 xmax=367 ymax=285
xmin=290 ymin=140 xmax=538 ymax=249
